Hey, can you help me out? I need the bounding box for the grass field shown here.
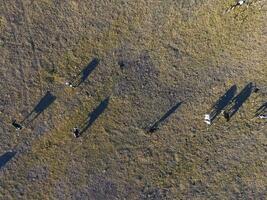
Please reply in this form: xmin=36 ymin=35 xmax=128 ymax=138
xmin=0 ymin=0 xmax=266 ymax=199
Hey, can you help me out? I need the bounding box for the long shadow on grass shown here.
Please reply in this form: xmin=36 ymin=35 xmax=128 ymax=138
xmin=21 ymin=91 xmax=56 ymax=126
xmin=205 ymin=85 xmax=237 ymax=124
xmin=255 ymin=102 xmax=267 ymax=117
xmin=70 ymin=58 xmax=99 ymax=87
xmin=0 ymin=151 xmax=16 ymax=170
xmin=147 ymin=101 xmax=182 ymax=133
xmin=224 ymin=82 xmax=257 ymax=121
xmin=79 ymin=97 xmax=110 ymax=135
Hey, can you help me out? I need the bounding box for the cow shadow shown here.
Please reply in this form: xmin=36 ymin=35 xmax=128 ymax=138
xmin=224 ymin=82 xmax=257 ymax=121
xmin=205 ymin=85 xmax=237 ymax=124
xmin=21 ymin=91 xmax=56 ymax=125
xmin=147 ymin=101 xmax=182 ymax=133
xmin=79 ymin=97 xmax=110 ymax=135
xmin=72 ymin=58 xmax=100 ymax=87
xmin=0 ymin=151 xmax=16 ymax=170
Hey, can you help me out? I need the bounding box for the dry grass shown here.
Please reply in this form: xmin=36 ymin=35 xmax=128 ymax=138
xmin=0 ymin=0 xmax=266 ymax=199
